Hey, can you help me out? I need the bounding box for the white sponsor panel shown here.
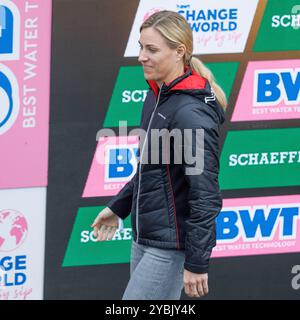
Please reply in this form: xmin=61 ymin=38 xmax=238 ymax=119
xmin=125 ymin=0 xmax=258 ymax=57
xmin=0 ymin=187 xmax=46 ymax=300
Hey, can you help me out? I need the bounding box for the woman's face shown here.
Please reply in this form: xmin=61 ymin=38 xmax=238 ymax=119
xmin=138 ymin=27 xmax=183 ymax=85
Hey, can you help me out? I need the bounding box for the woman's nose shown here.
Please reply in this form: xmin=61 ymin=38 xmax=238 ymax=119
xmin=138 ymin=50 xmax=148 ymax=63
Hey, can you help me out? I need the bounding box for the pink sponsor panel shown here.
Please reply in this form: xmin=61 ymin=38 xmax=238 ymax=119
xmin=0 ymin=0 xmax=52 ymax=188
xmin=231 ymin=60 xmax=300 ymax=122
xmin=83 ymin=135 xmax=139 ymax=198
xmin=212 ymin=195 xmax=300 ymax=258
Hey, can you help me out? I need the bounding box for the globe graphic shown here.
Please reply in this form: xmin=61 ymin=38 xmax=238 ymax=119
xmin=0 ymin=209 xmax=28 ymax=252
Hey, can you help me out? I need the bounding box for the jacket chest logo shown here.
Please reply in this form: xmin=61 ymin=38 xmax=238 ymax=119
xmin=157 ymin=112 xmax=167 ymax=120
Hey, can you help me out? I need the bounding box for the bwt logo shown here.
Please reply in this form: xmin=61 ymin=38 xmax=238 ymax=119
xmin=253 ymin=68 xmax=300 ymax=107
xmin=105 ymin=146 xmax=138 ymax=182
xmin=0 ymin=0 xmax=20 ymax=60
xmin=216 ymin=206 xmax=299 ymax=242
xmin=0 ymin=64 xmax=20 ymax=135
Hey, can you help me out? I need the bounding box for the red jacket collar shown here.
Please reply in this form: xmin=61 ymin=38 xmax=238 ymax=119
xmin=147 ymin=68 xmax=207 ymax=97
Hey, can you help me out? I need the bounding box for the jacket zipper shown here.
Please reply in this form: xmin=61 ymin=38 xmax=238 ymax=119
xmin=136 ymin=85 xmax=163 ymax=242
xmin=166 ymin=163 xmax=180 ymax=249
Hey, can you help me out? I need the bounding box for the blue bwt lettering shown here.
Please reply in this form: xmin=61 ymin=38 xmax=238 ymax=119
xmin=0 ymin=5 xmax=14 ymax=55
xmin=257 ymin=71 xmax=300 ymax=103
xmin=216 ymin=207 xmax=299 ymax=241
xmin=108 ymin=147 xmax=138 ymax=179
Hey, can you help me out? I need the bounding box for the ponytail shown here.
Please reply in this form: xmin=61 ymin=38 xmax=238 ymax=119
xmin=190 ymin=57 xmax=227 ymax=110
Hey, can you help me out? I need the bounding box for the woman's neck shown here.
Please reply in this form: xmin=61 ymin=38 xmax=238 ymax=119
xmin=156 ymin=65 xmax=185 ymax=88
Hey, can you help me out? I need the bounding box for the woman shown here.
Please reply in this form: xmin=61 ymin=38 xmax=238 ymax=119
xmin=91 ymin=10 xmax=226 ymax=300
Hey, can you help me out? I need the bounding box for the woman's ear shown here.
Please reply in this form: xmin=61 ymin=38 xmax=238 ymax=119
xmin=176 ymin=44 xmax=186 ymax=61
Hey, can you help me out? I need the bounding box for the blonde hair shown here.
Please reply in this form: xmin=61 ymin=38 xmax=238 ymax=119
xmin=140 ymin=10 xmax=227 ymax=110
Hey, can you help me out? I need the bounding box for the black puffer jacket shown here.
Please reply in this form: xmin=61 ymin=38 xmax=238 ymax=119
xmin=107 ymin=68 xmax=225 ymax=273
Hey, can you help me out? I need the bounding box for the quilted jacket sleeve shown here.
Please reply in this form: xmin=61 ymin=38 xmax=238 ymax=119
xmin=107 ymin=175 xmax=135 ymax=220
xmin=171 ymin=101 xmax=223 ymax=274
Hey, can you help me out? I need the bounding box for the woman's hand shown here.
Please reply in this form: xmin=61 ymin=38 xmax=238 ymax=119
xmin=91 ymin=207 xmax=119 ymax=241
xmin=183 ymin=269 xmax=208 ymax=298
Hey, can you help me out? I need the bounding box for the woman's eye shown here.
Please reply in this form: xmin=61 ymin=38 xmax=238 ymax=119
xmin=148 ymin=48 xmax=157 ymax=53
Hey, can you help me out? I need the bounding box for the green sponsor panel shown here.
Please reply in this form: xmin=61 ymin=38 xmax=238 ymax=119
xmin=254 ymin=0 xmax=300 ymax=51
xmin=103 ymin=66 xmax=148 ymax=128
xmin=63 ymin=206 xmax=132 ymax=267
xmin=103 ymin=63 xmax=238 ymax=127
xmin=206 ymin=62 xmax=239 ymax=100
xmin=219 ymin=128 xmax=300 ymax=190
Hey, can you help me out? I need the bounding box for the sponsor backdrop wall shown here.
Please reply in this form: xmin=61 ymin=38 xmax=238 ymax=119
xmin=0 ymin=0 xmax=51 ymax=299
xmin=1 ymin=0 xmax=300 ymax=299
